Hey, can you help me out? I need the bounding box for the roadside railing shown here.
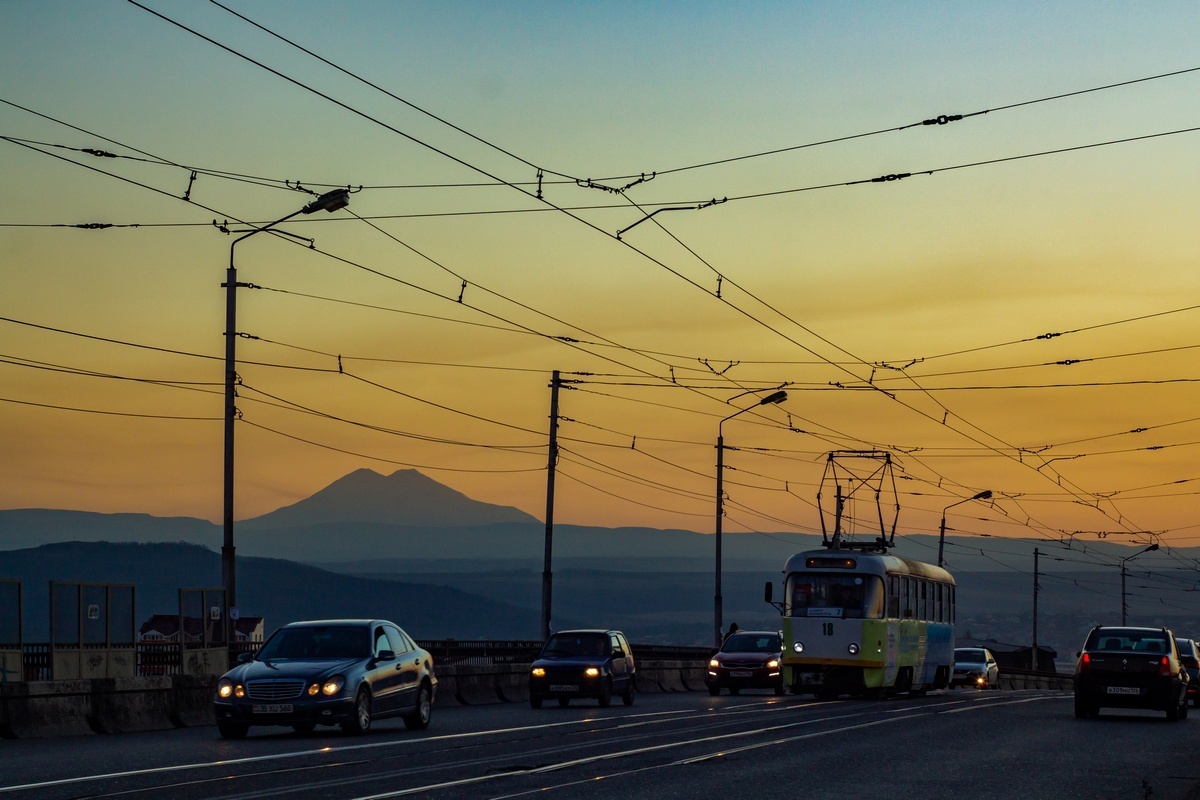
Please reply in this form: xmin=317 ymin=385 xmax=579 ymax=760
xmin=15 ymin=641 xmax=1059 ymax=681
xmin=14 ymin=639 xmax=715 ymax=679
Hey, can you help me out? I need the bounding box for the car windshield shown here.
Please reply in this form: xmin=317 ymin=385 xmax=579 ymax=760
xmin=723 ymin=634 xmax=781 ymax=653
xmin=955 ymin=649 xmax=986 ymax=662
xmin=541 ymin=633 xmax=610 ymax=658
xmin=256 ymin=626 xmax=369 ymax=661
xmin=1087 ymin=629 xmax=1169 ymax=653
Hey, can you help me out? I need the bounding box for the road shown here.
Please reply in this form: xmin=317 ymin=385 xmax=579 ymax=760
xmin=2 ymin=689 xmax=1199 ymax=800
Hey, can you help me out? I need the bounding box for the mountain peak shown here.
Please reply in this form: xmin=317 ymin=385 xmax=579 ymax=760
xmin=242 ymin=469 xmax=539 ymax=529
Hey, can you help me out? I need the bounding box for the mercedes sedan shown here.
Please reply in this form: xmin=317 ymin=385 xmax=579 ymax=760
xmin=214 ymin=619 xmax=436 ymax=738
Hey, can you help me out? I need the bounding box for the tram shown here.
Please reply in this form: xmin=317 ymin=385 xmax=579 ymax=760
xmin=765 ymin=548 xmax=954 ymax=698
xmin=764 ymin=451 xmax=957 ymax=699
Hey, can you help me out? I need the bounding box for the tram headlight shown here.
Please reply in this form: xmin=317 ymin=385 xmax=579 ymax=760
xmin=847 ymin=643 xmax=860 ymax=655
xmin=793 ymin=642 xmax=804 ymax=654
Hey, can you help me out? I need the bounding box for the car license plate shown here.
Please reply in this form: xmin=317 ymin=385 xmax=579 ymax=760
xmin=730 ymin=670 xmax=754 ymax=678
xmin=549 ymin=685 xmax=578 ymax=692
xmin=252 ymin=703 xmax=294 ymax=713
xmin=1106 ymin=686 xmax=1141 ymax=696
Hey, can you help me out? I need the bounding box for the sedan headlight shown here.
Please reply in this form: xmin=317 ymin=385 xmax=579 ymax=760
xmin=322 ymin=675 xmax=345 ymax=696
xmin=531 ymin=667 xmax=546 ymax=678
xmin=709 ymin=658 xmax=721 ymax=669
xmin=217 ymin=678 xmax=235 ymax=699
xmin=766 ymin=659 xmax=780 ymax=669
xmin=584 ymin=667 xmax=600 ymax=677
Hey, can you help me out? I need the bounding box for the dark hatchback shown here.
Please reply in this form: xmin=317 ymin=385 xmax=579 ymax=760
xmin=1073 ymin=625 xmax=1189 ymax=720
xmin=528 ymin=629 xmax=635 ymax=708
xmin=213 ymin=619 xmax=436 ymax=738
xmin=706 ymin=631 xmax=784 ymax=696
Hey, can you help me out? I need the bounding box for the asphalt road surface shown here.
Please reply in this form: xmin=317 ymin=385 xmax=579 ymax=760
xmin=3 ymin=689 xmax=1200 ymax=800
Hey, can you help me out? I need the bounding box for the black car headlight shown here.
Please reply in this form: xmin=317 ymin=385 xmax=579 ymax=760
xmin=531 ymin=667 xmax=546 ymax=678
xmin=709 ymin=658 xmax=721 ymax=669
xmin=217 ymin=678 xmax=235 ymax=699
xmin=766 ymin=658 xmax=780 ymax=669
xmin=584 ymin=667 xmax=601 ymax=678
xmin=319 ymin=675 xmax=346 ymax=696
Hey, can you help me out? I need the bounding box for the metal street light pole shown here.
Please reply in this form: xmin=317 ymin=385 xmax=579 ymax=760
xmin=1120 ymin=543 xmax=1159 ymax=625
xmin=714 ymin=389 xmax=786 ymax=648
xmin=937 ymin=489 xmax=993 ymax=568
xmin=221 ymin=189 xmax=350 ymax=638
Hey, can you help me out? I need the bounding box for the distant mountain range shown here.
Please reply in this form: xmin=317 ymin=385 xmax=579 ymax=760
xmin=2 ymin=468 xmax=1193 ymax=572
xmin=4 ymin=468 xmax=1198 ymax=652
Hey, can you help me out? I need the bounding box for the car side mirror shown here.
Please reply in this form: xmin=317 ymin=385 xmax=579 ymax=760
xmin=236 ymin=652 xmax=252 ymax=663
xmin=376 ymin=649 xmax=396 ymax=662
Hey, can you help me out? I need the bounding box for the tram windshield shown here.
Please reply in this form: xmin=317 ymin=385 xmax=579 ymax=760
xmin=786 ymin=573 xmax=885 ymax=619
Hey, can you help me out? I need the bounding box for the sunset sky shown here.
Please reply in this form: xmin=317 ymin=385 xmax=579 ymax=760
xmin=2 ymin=2 xmax=1199 ymax=581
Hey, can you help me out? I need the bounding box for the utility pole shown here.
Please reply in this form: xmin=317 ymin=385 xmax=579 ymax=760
xmin=1032 ymin=548 xmax=1039 ymax=671
xmin=540 ymin=371 xmax=561 ymax=641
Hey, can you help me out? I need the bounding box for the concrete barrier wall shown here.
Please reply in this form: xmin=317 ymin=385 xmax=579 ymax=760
xmin=0 ymin=675 xmax=216 ymax=739
xmin=0 ymin=663 xmax=1071 ymax=739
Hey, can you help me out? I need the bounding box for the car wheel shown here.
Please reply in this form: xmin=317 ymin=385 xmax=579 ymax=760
xmin=1167 ymin=697 xmax=1181 ymax=721
xmin=218 ymin=720 xmax=249 ymax=739
xmin=1073 ymin=694 xmax=1090 ymax=719
xmin=404 ymin=682 xmax=433 ymax=730
xmin=558 ymin=698 xmax=570 ymax=707
xmin=342 ymin=688 xmax=372 ymax=735
xmin=530 ymin=695 xmax=543 ymax=709
xmin=774 ymin=686 xmax=786 ymax=696
xmin=708 ymin=685 xmax=721 ymax=696
xmin=622 ymin=679 xmax=635 ymax=706
xmin=1181 ymin=699 xmax=1189 ymax=720
xmin=598 ymin=678 xmax=613 ymax=707
xmin=292 ymin=723 xmax=316 ymax=735
xmin=728 ymin=687 xmax=740 ymax=696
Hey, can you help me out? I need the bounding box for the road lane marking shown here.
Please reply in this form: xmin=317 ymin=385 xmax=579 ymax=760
xmin=348 ymin=711 xmax=878 ymax=799
xmin=0 ymin=703 xmax=815 ymax=794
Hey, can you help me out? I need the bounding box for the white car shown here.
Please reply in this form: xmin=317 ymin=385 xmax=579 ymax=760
xmin=952 ymin=647 xmax=999 ymax=689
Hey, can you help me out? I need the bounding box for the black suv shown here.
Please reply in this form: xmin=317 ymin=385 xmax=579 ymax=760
xmin=528 ymin=629 xmax=635 ymax=708
xmin=1074 ymin=626 xmax=1189 ymax=720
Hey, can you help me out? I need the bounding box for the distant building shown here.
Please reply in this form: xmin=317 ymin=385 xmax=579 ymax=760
xmin=958 ymin=636 xmax=1058 ymax=673
xmin=138 ymin=614 xmax=264 ymax=644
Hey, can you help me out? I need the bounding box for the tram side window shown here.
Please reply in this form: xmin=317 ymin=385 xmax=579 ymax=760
xmin=949 ymin=585 xmax=955 ymax=624
xmin=901 ymin=577 xmax=912 ymax=618
xmin=935 ymin=583 xmax=943 ymax=622
xmin=918 ymin=581 xmax=927 ymax=620
xmin=887 ymin=576 xmax=900 ymax=619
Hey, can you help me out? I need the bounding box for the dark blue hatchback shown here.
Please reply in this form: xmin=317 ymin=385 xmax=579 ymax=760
xmin=528 ymin=629 xmax=635 ymax=708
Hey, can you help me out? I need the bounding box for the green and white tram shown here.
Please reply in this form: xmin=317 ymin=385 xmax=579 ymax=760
xmin=766 ymin=548 xmax=955 ymax=699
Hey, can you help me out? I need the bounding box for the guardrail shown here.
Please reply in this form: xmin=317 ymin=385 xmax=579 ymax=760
xmin=13 ymin=640 xmax=716 ymax=678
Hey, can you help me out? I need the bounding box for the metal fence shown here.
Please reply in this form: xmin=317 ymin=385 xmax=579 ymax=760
xmin=16 ymin=639 xmax=715 ymax=679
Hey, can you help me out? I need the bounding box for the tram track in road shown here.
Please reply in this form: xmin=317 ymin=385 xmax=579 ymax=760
xmin=0 ymin=692 xmax=1072 ymax=800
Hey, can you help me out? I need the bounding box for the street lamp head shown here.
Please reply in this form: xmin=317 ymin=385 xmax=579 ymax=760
xmin=303 ymin=188 xmax=351 ymax=214
xmin=972 ymin=490 xmax=993 ymax=501
xmin=1145 ymin=543 xmax=1160 ymax=553
xmin=759 ymin=390 xmax=788 ymax=406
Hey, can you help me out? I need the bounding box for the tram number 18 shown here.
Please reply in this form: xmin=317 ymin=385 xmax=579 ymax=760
xmin=822 ymin=622 xmax=834 ymax=636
